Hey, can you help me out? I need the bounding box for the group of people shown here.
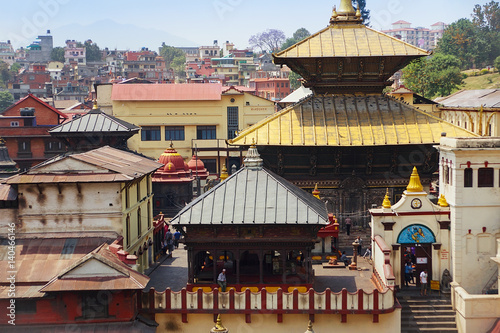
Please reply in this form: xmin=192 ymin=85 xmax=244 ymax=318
xmin=163 ymin=227 xmax=181 ymax=255
xmin=403 ymin=248 xmax=429 ymax=295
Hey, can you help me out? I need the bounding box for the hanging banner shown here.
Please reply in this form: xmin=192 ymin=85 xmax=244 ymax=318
xmin=397 ymin=224 xmax=436 ymax=244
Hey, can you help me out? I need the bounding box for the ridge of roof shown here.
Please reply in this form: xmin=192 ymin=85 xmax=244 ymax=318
xmin=1 ymin=93 xmax=68 ymax=119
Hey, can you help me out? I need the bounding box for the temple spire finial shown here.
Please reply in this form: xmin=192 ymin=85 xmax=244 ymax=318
xmin=382 ymin=188 xmax=392 ymax=208
xmin=406 ymin=167 xmax=424 ymax=192
xmin=92 ymin=100 xmax=98 ymax=109
xmin=312 ymin=183 xmax=320 ymax=199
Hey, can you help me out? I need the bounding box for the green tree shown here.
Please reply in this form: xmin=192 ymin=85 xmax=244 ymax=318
xmin=10 ymin=63 xmax=21 ymax=73
xmin=84 ymin=40 xmax=102 ymax=61
xmin=0 ymin=90 xmax=14 ymax=111
xmin=0 ymin=61 xmax=12 ymax=88
xmin=159 ymin=44 xmax=186 ymax=78
xmin=289 ymin=71 xmax=303 ymax=90
xmin=352 ymin=0 xmax=370 ymax=25
xmin=495 ymin=55 xmax=500 ymax=70
xmin=436 ymin=18 xmax=489 ymax=69
xmin=280 ymin=28 xmax=311 ymax=51
xmin=472 ymin=1 xmax=500 ymax=64
xmin=51 ymin=46 xmax=65 ymax=62
xmin=402 ymin=54 xmax=465 ymax=98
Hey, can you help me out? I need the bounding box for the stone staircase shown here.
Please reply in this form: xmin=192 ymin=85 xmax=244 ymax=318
xmin=399 ymin=291 xmax=458 ymax=333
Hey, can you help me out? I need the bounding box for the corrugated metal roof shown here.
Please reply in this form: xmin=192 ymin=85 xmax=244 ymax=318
xmin=0 ymin=183 xmax=17 ymax=200
xmin=274 ymin=24 xmax=429 ymax=59
xmin=111 ymin=83 xmax=223 ymax=101
xmin=436 ymin=89 xmax=500 ymax=108
xmin=50 ymin=109 xmax=140 ymax=134
xmin=170 ymin=166 xmax=328 ymax=226
xmin=228 ymin=95 xmax=478 ymax=147
xmin=41 ymin=244 xmax=149 ymax=292
xmin=280 ymin=86 xmax=312 ymax=104
xmin=0 ymin=237 xmax=114 ymax=288
xmin=6 ymin=146 xmax=163 ymax=184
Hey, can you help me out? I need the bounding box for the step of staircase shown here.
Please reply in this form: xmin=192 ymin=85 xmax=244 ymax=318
xmin=399 ymin=295 xmax=457 ymax=333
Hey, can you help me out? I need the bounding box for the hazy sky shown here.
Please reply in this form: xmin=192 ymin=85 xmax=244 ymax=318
xmin=0 ymin=0 xmax=484 ymax=51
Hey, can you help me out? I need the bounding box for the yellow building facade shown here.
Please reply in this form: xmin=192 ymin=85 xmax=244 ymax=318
xmin=106 ymin=83 xmax=275 ymax=174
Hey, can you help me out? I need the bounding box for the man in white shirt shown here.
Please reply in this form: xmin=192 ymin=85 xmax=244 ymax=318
xmin=217 ymin=269 xmax=227 ymax=292
xmin=420 ymin=269 xmax=428 ymax=296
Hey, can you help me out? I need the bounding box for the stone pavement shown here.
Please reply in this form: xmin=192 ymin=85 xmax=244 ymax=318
xmin=145 ymin=247 xmax=376 ymax=292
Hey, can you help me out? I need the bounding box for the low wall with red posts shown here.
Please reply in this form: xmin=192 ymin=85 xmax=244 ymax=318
xmin=139 ymin=287 xmax=397 ymax=324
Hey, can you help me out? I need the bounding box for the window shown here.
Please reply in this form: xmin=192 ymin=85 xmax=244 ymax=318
xmin=201 ymin=158 xmax=217 ymax=174
xmin=10 ymin=121 xmax=19 ymax=127
xmin=17 ymin=300 xmax=37 ymax=314
xmin=165 ymin=126 xmax=185 ymax=141
xmin=125 ymin=188 xmax=130 ymax=209
xmin=141 ymin=126 xmax=161 ymax=141
xmin=197 ymin=126 xmax=216 ymax=140
xmin=443 ymin=166 xmax=449 ymax=184
xmin=45 ymin=140 xmax=64 ymax=152
xmin=125 ymin=214 xmax=130 ymax=245
xmin=137 ymin=208 xmax=142 ymax=237
xmin=464 ymin=168 xmax=473 ymax=187
xmin=227 ymin=107 xmax=239 ymax=139
xmin=478 ymin=168 xmax=494 ymax=187
xmin=147 ymin=200 xmax=151 ymax=229
xmin=17 ymin=139 xmax=31 ymax=158
xmin=81 ymin=292 xmax=109 ymax=319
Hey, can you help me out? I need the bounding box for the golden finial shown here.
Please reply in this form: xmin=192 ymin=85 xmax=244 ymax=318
xmin=382 ymin=188 xmax=392 ymax=208
xmin=220 ymin=164 xmax=229 ymax=181
xmin=406 ymin=167 xmax=424 ymax=192
xmin=356 ymin=5 xmax=362 ymax=18
xmin=0 ymin=137 xmax=5 ymax=145
xmin=337 ymin=0 xmax=355 ymax=15
xmin=330 ymin=6 xmax=338 ymax=23
xmin=437 ymin=194 xmax=449 ymax=207
xmin=312 ymin=183 xmax=320 ymax=199
xmin=305 ymin=320 xmax=315 ymax=333
xmin=92 ymin=100 xmax=98 ymax=109
xmin=211 ymin=314 xmax=227 ymax=332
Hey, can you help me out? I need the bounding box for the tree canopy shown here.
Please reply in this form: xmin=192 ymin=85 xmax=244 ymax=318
xmin=280 ymin=28 xmax=311 ymax=51
xmin=51 ymin=46 xmax=65 ymax=62
xmin=159 ymin=44 xmax=186 ymax=79
xmin=0 ymin=61 xmax=12 ymax=88
xmin=402 ymin=54 xmax=465 ymax=98
xmin=0 ymin=90 xmax=14 ymax=111
xmin=249 ymin=29 xmax=286 ymax=53
xmin=84 ymin=40 xmax=102 ymax=62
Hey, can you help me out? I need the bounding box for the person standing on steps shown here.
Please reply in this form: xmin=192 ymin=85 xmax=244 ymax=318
xmin=420 ymin=269 xmax=428 ymax=296
xmin=345 ymin=217 xmax=351 ymax=236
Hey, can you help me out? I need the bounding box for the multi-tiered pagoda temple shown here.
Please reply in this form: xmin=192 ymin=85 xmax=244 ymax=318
xmin=229 ymin=0 xmax=477 ymax=226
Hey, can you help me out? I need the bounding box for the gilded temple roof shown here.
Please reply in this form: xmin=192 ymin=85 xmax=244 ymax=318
xmin=228 ymin=95 xmax=478 ymax=147
xmin=274 ymin=23 xmax=429 ymax=59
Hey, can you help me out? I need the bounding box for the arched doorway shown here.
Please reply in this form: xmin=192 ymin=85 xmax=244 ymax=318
xmin=397 ymin=224 xmax=436 ymax=288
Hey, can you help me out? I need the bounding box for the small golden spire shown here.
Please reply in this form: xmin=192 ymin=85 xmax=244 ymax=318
xmin=438 ymin=194 xmax=449 ymax=207
xmin=220 ymin=164 xmax=229 ymax=181
xmin=211 ymin=314 xmax=227 ymax=332
xmin=0 ymin=137 xmax=5 ymax=145
xmin=305 ymin=320 xmax=315 ymax=333
xmin=406 ymin=167 xmax=424 ymax=192
xmin=330 ymin=5 xmax=338 ymax=23
xmin=382 ymin=188 xmax=392 ymax=208
xmin=92 ymin=100 xmax=98 ymax=109
xmin=356 ymin=5 xmax=362 ymax=18
xmin=312 ymin=183 xmax=320 ymax=199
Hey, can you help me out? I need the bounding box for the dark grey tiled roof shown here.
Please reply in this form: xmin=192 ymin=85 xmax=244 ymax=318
xmin=170 ymin=167 xmax=328 ymax=225
xmin=49 ymin=109 xmax=139 ymax=134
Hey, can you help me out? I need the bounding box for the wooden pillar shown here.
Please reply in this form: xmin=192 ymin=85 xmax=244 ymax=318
xmin=281 ymin=250 xmax=287 ymax=284
xmin=213 ymin=249 xmax=218 ymax=284
xmin=236 ymin=249 xmax=241 ymax=284
xmin=259 ymin=250 xmax=264 ymax=284
xmin=188 ymin=248 xmax=194 ymax=284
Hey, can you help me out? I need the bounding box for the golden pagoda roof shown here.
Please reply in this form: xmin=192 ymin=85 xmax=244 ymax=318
xmin=274 ymin=23 xmax=429 ymax=59
xmin=227 ymin=95 xmax=478 ymax=147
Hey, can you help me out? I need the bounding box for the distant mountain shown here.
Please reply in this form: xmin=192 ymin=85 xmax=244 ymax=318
xmin=51 ymin=19 xmax=198 ymax=50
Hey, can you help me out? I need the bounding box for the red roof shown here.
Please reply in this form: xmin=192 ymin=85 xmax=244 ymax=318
xmin=111 ymin=83 xmax=222 ymax=101
xmin=1 ymin=94 xmax=68 ymax=119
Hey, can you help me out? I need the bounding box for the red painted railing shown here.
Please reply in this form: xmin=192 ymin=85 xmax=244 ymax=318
xmin=139 ymin=287 xmax=396 ymax=323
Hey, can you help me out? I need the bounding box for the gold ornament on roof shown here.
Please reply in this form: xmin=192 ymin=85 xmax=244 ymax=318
xmin=437 ymin=194 xmax=449 ymax=207
xmin=211 ymin=314 xmax=227 ymax=332
xmin=406 ymin=167 xmax=423 ymax=192
xmin=92 ymin=100 xmax=98 ymax=109
xmin=220 ymin=164 xmax=229 ymax=181
xmin=382 ymin=188 xmax=392 ymax=208
xmin=305 ymin=320 xmax=315 ymax=333
xmin=337 ymin=0 xmax=355 ymax=15
xmin=356 ymin=5 xmax=362 ymax=18
xmin=312 ymin=183 xmax=320 ymax=199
